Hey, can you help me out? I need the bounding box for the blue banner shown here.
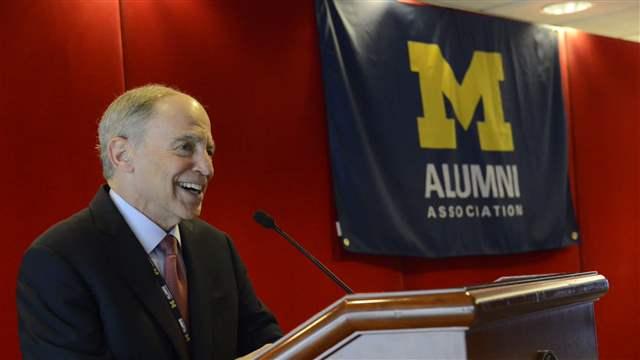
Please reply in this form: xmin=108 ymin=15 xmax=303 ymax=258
xmin=316 ymin=0 xmax=578 ymax=257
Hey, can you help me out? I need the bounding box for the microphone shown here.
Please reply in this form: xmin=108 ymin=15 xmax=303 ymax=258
xmin=253 ymin=210 xmax=354 ymax=294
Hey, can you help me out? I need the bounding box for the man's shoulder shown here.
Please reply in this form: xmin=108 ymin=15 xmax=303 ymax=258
xmin=29 ymin=207 xmax=101 ymax=256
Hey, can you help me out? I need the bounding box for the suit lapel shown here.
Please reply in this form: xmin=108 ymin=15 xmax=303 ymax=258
xmin=180 ymin=221 xmax=215 ymax=360
xmin=181 ymin=221 xmax=236 ymax=360
xmin=89 ymin=186 xmax=191 ymax=360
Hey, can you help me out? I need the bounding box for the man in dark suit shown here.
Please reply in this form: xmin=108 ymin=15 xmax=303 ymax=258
xmin=17 ymin=85 xmax=282 ymax=359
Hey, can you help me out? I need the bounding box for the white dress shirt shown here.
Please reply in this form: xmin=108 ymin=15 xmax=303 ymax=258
xmin=109 ymin=189 xmax=182 ymax=277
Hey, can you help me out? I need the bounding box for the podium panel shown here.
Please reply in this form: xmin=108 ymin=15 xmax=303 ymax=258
xmin=467 ymin=302 xmax=597 ymax=359
xmin=257 ymin=272 xmax=607 ymax=360
xmin=320 ymin=328 xmax=467 ymax=359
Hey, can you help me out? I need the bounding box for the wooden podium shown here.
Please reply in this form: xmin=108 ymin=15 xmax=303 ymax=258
xmin=256 ymin=272 xmax=608 ymax=359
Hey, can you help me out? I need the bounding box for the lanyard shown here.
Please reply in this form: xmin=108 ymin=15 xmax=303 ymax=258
xmin=148 ymin=258 xmax=191 ymax=343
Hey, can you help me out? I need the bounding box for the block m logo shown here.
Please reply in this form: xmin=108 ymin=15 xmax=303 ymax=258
xmin=408 ymin=41 xmax=514 ymax=151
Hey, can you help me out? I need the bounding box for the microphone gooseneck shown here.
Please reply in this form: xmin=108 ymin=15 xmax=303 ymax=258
xmin=253 ymin=210 xmax=354 ymax=294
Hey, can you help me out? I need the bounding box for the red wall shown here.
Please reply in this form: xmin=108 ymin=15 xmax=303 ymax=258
xmin=1 ymin=0 xmax=124 ymax=354
xmin=565 ymin=30 xmax=640 ymax=359
xmin=2 ymin=1 xmax=638 ymax=359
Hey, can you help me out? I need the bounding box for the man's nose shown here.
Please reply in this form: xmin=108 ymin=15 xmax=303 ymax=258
xmin=194 ymin=151 xmax=214 ymax=178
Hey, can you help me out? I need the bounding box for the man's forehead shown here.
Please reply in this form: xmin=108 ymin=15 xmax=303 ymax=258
xmin=154 ymin=94 xmax=209 ymax=120
xmin=151 ymin=94 xmax=212 ymax=129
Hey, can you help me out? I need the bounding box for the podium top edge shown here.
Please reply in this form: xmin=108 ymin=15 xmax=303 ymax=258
xmin=338 ymin=271 xmax=603 ymax=300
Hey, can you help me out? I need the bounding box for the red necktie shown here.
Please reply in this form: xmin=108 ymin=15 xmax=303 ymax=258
xmin=160 ymin=235 xmax=189 ymax=325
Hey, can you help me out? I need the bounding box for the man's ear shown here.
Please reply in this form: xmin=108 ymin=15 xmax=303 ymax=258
xmin=107 ymin=136 xmax=134 ymax=173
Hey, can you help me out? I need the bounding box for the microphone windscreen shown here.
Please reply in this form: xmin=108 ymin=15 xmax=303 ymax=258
xmin=253 ymin=210 xmax=276 ymax=229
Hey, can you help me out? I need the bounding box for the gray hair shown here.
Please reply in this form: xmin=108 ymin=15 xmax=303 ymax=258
xmin=97 ymin=84 xmax=184 ymax=179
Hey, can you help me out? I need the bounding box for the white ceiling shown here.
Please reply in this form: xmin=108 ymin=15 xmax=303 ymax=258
xmin=423 ymin=0 xmax=640 ymax=43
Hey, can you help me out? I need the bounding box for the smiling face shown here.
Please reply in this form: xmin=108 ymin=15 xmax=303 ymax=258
xmin=125 ymin=94 xmax=215 ymax=230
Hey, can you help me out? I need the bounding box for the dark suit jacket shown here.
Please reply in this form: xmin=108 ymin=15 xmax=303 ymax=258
xmin=17 ymin=186 xmax=282 ymax=360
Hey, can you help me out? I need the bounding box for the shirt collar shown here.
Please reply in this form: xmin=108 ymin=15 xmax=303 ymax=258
xmin=109 ymin=189 xmax=182 ymax=254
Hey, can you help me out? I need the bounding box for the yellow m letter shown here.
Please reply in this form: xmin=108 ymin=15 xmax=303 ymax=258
xmin=408 ymin=41 xmax=514 ymax=151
